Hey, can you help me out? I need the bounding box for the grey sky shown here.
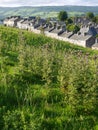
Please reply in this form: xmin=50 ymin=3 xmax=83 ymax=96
xmin=0 ymin=0 xmax=98 ymax=7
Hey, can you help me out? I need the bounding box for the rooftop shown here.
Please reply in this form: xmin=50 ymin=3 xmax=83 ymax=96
xmin=44 ymin=26 xmax=54 ymax=32
xmin=50 ymin=28 xmax=62 ymax=34
xmin=92 ymin=43 xmax=98 ymax=48
xmin=60 ymin=32 xmax=73 ymax=38
xmin=70 ymin=34 xmax=92 ymax=41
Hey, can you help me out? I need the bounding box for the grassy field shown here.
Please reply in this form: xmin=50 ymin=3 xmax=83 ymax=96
xmin=0 ymin=5 xmax=98 ymax=19
xmin=0 ymin=26 xmax=98 ymax=130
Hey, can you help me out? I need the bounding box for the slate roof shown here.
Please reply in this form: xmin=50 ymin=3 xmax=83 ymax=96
xmin=36 ymin=25 xmax=45 ymax=30
xmin=17 ymin=19 xmax=25 ymax=23
xmin=92 ymin=43 xmax=98 ymax=48
xmin=37 ymin=19 xmax=46 ymax=25
xmin=80 ymin=27 xmax=89 ymax=34
xmin=44 ymin=26 xmax=54 ymax=32
xmin=80 ymin=26 xmax=97 ymax=36
xmin=29 ymin=16 xmax=36 ymax=20
xmin=88 ymin=27 xmax=97 ymax=36
xmin=50 ymin=28 xmax=63 ymax=35
xmin=22 ymin=20 xmax=30 ymax=24
xmin=74 ymin=17 xmax=90 ymax=25
xmin=70 ymin=34 xmax=92 ymax=41
xmin=60 ymin=32 xmax=73 ymax=38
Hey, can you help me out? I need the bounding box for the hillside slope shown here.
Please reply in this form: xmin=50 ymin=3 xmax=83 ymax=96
xmin=0 ymin=26 xmax=98 ymax=130
xmin=0 ymin=6 xmax=98 ymax=19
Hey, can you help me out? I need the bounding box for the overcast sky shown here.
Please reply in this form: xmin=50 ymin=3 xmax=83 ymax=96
xmin=0 ymin=0 xmax=98 ymax=7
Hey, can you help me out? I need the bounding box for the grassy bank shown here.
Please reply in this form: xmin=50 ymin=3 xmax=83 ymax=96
xmin=0 ymin=26 xmax=98 ymax=130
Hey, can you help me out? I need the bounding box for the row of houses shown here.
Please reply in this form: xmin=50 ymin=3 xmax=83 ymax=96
xmin=3 ymin=16 xmax=98 ymax=50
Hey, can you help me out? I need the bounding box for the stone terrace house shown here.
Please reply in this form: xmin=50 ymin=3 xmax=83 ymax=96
xmin=92 ymin=38 xmax=98 ymax=50
xmin=66 ymin=26 xmax=97 ymax=47
xmin=17 ymin=17 xmax=37 ymax=30
xmin=45 ymin=24 xmax=96 ymax=47
xmin=69 ymin=33 xmax=95 ymax=47
xmin=17 ymin=19 xmax=26 ymax=29
xmin=19 ymin=19 xmax=31 ymax=30
xmin=80 ymin=26 xmax=97 ymax=36
xmin=3 ymin=16 xmax=21 ymax=27
xmin=43 ymin=24 xmax=55 ymax=33
xmin=3 ymin=17 xmax=11 ymax=26
xmin=74 ymin=17 xmax=91 ymax=26
xmin=28 ymin=18 xmax=46 ymax=34
xmin=3 ymin=16 xmax=98 ymax=49
xmin=43 ymin=23 xmax=65 ymax=39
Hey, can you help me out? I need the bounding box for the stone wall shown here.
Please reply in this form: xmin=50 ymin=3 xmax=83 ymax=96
xmin=86 ymin=37 xmax=95 ymax=47
xmin=92 ymin=46 xmax=98 ymax=50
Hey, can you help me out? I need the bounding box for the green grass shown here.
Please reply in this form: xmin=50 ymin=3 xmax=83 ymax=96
xmin=0 ymin=26 xmax=98 ymax=130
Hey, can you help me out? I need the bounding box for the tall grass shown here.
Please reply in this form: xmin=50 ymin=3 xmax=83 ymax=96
xmin=0 ymin=26 xmax=98 ymax=130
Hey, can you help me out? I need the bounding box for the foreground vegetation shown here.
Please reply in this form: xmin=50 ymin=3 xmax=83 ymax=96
xmin=0 ymin=26 xmax=98 ymax=130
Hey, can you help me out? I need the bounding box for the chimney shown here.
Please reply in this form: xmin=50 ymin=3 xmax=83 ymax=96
xmin=48 ymin=24 xmax=52 ymax=28
xmin=96 ymin=38 xmax=98 ymax=43
xmin=77 ymin=32 xmax=81 ymax=35
xmin=62 ymin=26 xmax=66 ymax=31
xmin=84 ymin=32 xmax=87 ymax=36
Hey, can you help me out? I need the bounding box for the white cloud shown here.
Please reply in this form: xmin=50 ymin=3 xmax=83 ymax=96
xmin=0 ymin=0 xmax=98 ymax=7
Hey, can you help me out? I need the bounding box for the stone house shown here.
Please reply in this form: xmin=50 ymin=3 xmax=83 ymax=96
xmin=3 ymin=16 xmax=98 ymax=49
xmin=3 ymin=17 xmax=10 ymax=26
xmin=3 ymin=16 xmax=21 ymax=27
xmin=69 ymin=33 xmax=95 ymax=47
xmin=74 ymin=17 xmax=90 ymax=26
xmin=80 ymin=26 xmax=97 ymax=36
xmin=47 ymin=28 xmax=64 ymax=38
xmin=58 ymin=31 xmax=73 ymax=41
xmin=19 ymin=19 xmax=31 ymax=30
xmin=28 ymin=20 xmax=40 ymax=34
xmin=21 ymin=18 xmax=46 ymax=34
xmin=17 ymin=19 xmax=26 ymax=29
xmin=43 ymin=23 xmax=54 ymax=31
xmin=92 ymin=38 xmax=98 ymax=50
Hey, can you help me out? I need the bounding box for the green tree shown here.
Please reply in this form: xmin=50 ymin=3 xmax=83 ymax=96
xmin=66 ymin=18 xmax=73 ymax=25
xmin=46 ymin=17 xmax=51 ymax=24
xmin=92 ymin=16 xmax=98 ymax=23
xmin=58 ymin=11 xmax=68 ymax=21
xmin=67 ymin=24 xmax=80 ymax=33
xmin=39 ymin=26 xmax=45 ymax=35
xmin=86 ymin=12 xmax=94 ymax=19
